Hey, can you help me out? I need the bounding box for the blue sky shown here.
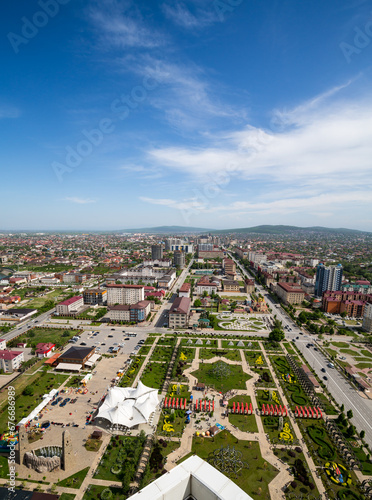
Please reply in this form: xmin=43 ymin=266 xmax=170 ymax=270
xmin=1 ymin=0 xmax=372 ymax=231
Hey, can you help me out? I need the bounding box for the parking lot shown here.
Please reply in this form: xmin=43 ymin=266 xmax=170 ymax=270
xmin=67 ymin=326 xmax=148 ymax=356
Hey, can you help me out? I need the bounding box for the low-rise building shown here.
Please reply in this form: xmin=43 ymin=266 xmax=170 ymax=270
xmin=57 ymin=345 xmax=96 ymax=370
xmin=56 ymin=296 xmax=84 ymax=316
xmin=0 ymin=339 xmax=6 ymax=350
xmin=35 ymin=343 xmax=56 ymax=358
xmin=107 ymin=300 xmax=151 ymax=323
xmin=179 ymin=282 xmax=191 ymax=298
xmin=276 ymin=282 xmax=305 ymax=305
xmin=169 ymin=296 xmax=191 ymax=329
xmin=244 ymin=279 xmax=255 ymax=293
xmin=0 ymin=350 xmax=24 ymax=372
xmin=196 ymin=276 xmax=219 ymax=295
xmin=222 ymin=280 xmax=240 ymax=292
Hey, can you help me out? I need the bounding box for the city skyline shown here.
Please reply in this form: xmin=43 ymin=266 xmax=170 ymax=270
xmin=2 ymin=0 xmax=372 ymax=230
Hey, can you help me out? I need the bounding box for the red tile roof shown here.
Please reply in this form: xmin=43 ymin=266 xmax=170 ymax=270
xmin=58 ymin=296 xmax=83 ymax=306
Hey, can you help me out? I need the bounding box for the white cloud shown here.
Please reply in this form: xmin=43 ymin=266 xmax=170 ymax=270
xmin=64 ymin=197 xmax=96 ymax=204
xmin=140 ymin=196 xmax=207 ymax=211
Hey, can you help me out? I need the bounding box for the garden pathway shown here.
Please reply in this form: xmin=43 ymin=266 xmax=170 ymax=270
xmin=133 ymin=336 xmax=160 ymax=386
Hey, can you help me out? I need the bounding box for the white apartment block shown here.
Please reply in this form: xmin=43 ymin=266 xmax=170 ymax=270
xmin=107 ymin=285 xmax=144 ymax=305
xmin=0 ymin=351 xmax=24 ymax=372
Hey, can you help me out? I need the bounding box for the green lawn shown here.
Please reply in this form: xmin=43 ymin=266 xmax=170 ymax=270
xmin=0 ymin=370 xmax=68 ymax=433
xmin=331 ymin=342 xmax=351 ymax=348
xmin=56 ymin=467 xmax=89 ymax=489
xmin=352 ymin=446 xmax=372 ymax=474
xmin=191 ymin=361 xmax=251 ymax=392
xmin=360 ymin=349 xmax=372 ymax=358
xmin=191 ymin=430 xmax=278 ymax=499
xmin=316 ymin=392 xmax=338 ymax=415
xmin=150 ymin=346 xmax=173 ymax=362
xmin=245 ymin=351 xmax=267 ymax=366
xmin=59 ymin=494 xmax=76 ymax=500
xmin=26 ymin=289 xmax=65 ymax=309
xmin=228 ymin=395 xmax=258 ymax=433
xmin=0 ymin=456 xmax=9 ymax=478
xmin=199 ymin=348 xmax=241 ymax=361
xmin=157 ymin=409 xmax=187 ymax=436
xmin=339 ymin=348 xmax=362 ymax=357
xmin=83 ymin=485 xmax=123 ymax=499
xmin=140 ymin=362 xmax=168 ymax=389
xmin=7 ymin=327 xmax=80 ymax=348
xmin=355 ymin=362 xmax=372 ymax=370
xmin=250 ymin=367 xmax=276 ymax=388
xmin=118 ymin=356 xmax=144 ymax=387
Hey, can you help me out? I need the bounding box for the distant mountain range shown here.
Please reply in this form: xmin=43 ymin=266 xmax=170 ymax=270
xmin=120 ymin=225 xmax=371 ymax=236
xmin=210 ymin=225 xmax=371 ymax=235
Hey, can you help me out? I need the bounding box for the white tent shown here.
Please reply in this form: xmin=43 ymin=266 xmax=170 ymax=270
xmin=96 ymin=381 xmax=159 ymax=428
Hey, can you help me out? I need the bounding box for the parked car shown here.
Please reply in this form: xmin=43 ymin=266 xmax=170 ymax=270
xmin=108 ymin=335 xmax=113 ymax=338
xmin=323 ymin=376 xmax=328 ymax=381
xmin=51 ymin=397 xmax=63 ymax=406
xmin=321 ymin=368 xmax=326 ymax=373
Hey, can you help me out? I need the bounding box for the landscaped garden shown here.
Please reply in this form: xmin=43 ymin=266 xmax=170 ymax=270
xmin=94 ymin=433 xmax=147 ymax=495
xmin=191 ymin=361 xmax=251 ymax=392
xmin=245 ymin=351 xmax=267 ymax=366
xmin=190 ymin=430 xmax=278 ymax=498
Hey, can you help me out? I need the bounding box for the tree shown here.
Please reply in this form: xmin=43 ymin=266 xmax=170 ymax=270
xmin=340 ymin=404 xmax=344 ymax=412
xmin=194 ymin=299 xmax=202 ymax=307
xmin=269 ymin=329 xmax=285 ymax=342
xmin=347 ymin=409 xmax=353 ymax=420
xmin=23 ymin=386 xmax=34 ymax=396
xmin=360 ymin=430 xmax=365 ymax=439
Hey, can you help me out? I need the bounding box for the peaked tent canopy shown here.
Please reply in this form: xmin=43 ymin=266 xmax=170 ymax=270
xmin=96 ymin=382 xmax=159 ymax=428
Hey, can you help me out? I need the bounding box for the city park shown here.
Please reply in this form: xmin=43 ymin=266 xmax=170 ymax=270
xmin=91 ymin=329 xmax=371 ymax=500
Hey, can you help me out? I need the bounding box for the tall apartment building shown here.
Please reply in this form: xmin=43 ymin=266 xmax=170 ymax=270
xmin=362 ymin=302 xmax=372 ymax=333
xmin=106 ymin=284 xmax=144 ymax=305
xmin=151 ymin=245 xmax=163 ymax=260
xmin=314 ymin=263 xmax=343 ymax=297
xmin=223 ymin=258 xmax=236 ymax=275
xmin=174 ymin=250 xmax=186 ymax=268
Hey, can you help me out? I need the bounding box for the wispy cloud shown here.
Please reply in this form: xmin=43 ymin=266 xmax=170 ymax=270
xmin=64 ymin=197 xmax=96 ymax=204
xmin=0 ymin=106 xmax=20 ymax=119
xmin=88 ymin=0 xmax=166 ymax=49
xmin=140 ymin=196 xmax=206 ymax=211
xmin=161 ymin=1 xmax=218 ymax=30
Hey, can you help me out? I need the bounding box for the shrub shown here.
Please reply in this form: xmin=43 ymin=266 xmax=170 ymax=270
xmin=288 ymin=450 xmax=295 ymax=458
xmin=295 ymin=447 xmax=302 ymax=453
xmin=291 ymin=481 xmax=298 ymax=488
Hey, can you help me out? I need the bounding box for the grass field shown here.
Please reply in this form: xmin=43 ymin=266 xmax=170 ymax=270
xmin=0 ymin=456 xmax=9 ymax=478
xmin=228 ymin=395 xmax=258 ymax=433
xmin=140 ymin=362 xmax=168 ymax=389
xmin=56 ymin=467 xmax=89 ymax=489
xmin=191 ymin=361 xmax=251 ymax=392
xmin=331 ymin=342 xmax=350 ymax=348
xmin=26 ymin=289 xmax=65 ymax=309
xmin=0 ymin=370 xmax=68 ymax=433
xmin=191 ymin=430 xmax=278 ymax=498
xmin=7 ymin=327 xmax=80 ymax=348
xmin=83 ymin=485 xmax=123 ymax=499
